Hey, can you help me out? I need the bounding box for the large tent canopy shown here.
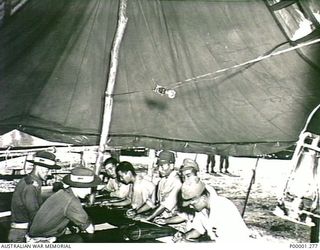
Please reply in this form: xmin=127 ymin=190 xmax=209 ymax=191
xmin=0 ymin=0 xmax=320 ymax=156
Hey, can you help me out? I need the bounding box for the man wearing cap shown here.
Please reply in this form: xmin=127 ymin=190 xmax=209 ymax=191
xmin=8 ymin=151 xmax=60 ymax=243
xmin=180 ymin=158 xmax=200 ymax=182
xmin=100 ymin=157 xmax=131 ymax=199
xmin=174 ymin=178 xmax=250 ymax=243
xmin=154 ymin=158 xmax=201 ymax=226
xmin=140 ymin=150 xmax=182 ymax=222
xmin=28 ymin=165 xmax=100 ymax=243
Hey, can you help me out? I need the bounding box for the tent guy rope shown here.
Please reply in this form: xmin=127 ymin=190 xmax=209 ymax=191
xmin=167 ymin=38 xmax=320 ymax=90
xmin=111 ymin=37 xmax=320 ymax=98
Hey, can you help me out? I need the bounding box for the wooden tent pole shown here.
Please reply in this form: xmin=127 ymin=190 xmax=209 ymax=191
xmin=94 ymin=0 xmax=128 ymax=176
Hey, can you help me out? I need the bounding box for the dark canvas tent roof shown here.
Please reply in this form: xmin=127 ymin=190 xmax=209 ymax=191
xmin=0 ymin=0 xmax=320 ymax=156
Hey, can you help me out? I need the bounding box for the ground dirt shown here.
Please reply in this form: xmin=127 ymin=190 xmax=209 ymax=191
xmin=198 ymin=156 xmax=312 ymax=244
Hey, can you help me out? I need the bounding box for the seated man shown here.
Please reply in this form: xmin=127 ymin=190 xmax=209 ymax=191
xmin=174 ymin=178 xmax=250 ymax=243
xmin=155 ymin=158 xmax=200 ymax=225
xmin=140 ymin=150 xmax=182 ymax=222
xmin=102 ymin=161 xmax=156 ymax=217
xmin=28 ymin=165 xmax=101 ymax=243
xmin=100 ymin=157 xmax=131 ymax=199
xmin=179 ymin=158 xmax=200 ymax=182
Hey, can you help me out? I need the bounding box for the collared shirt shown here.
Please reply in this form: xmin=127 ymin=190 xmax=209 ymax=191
xmin=157 ymin=170 xmax=182 ymax=213
xmin=29 ymin=188 xmax=91 ymax=238
xmin=105 ymin=177 xmax=131 ymax=199
xmin=11 ymin=174 xmax=43 ymax=223
xmin=190 ymin=185 xmax=250 ymax=242
xmin=131 ymin=175 xmax=156 ymax=209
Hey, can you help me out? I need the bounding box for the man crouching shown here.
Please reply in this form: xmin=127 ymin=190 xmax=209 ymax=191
xmin=174 ymin=178 xmax=251 ymax=244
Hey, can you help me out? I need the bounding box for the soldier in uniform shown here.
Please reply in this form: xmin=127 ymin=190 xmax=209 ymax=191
xmin=179 ymin=158 xmax=200 ymax=182
xmin=8 ymin=151 xmax=60 ymax=242
xmin=140 ymin=151 xmax=182 ymax=222
xmin=113 ymin=161 xmax=156 ymax=218
xmin=28 ymin=165 xmax=101 ymax=243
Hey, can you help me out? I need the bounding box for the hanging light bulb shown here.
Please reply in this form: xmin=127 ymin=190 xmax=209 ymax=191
xmin=153 ymin=84 xmax=176 ymax=99
xmin=166 ymin=89 xmax=176 ymax=99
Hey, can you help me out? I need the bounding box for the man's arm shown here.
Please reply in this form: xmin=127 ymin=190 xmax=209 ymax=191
xmin=109 ymin=183 xmax=131 ymax=199
xmin=144 ymin=204 xmax=166 ymax=221
xmin=101 ymin=184 xmax=132 ymax=207
xmin=173 ymin=229 xmax=202 ymax=242
xmin=135 ymin=184 xmax=156 ymax=214
xmin=66 ymin=197 xmax=94 ymax=233
xmin=126 ymin=202 xmax=154 ymax=218
xmin=184 ymin=228 xmax=202 ymax=240
xmin=102 ymin=198 xmax=131 ymax=207
xmin=23 ymin=186 xmax=41 ymax=221
xmin=136 ymin=203 xmax=154 ymax=214
xmin=154 ymin=215 xmax=187 ymax=225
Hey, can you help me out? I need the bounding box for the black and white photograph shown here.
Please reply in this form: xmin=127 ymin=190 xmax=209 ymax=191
xmin=0 ymin=0 xmax=319 ymax=249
